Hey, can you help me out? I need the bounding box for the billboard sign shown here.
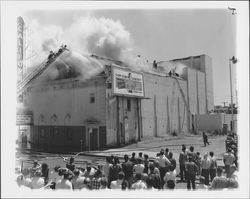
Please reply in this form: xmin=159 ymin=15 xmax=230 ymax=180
xmin=112 ymin=67 xmax=144 ymax=98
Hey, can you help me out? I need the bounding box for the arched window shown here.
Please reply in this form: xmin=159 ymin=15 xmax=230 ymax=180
xmin=50 ymin=114 xmax=58 ymax=126
xmin=64 ymin=113 xmax=71 ymax=125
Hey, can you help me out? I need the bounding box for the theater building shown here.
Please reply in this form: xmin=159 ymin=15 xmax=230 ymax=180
xmin=19 ymin=53 xmax=213 ymax=151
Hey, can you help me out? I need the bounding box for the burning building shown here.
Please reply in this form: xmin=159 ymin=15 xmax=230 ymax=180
xmin=17 ymin=46 xmax=214 ymax=151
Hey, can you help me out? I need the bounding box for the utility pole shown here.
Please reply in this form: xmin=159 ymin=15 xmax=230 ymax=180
xmin=229 ymin=56 xmax=237 ymax=132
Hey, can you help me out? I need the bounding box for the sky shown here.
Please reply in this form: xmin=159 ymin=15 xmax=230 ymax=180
xmin=22 ymin=8 xmax=237 ymax=106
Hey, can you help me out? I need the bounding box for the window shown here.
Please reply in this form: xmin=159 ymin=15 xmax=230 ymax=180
xmin=127 ymin=99 xmax=131 ymax=112
xmin=90 ymin=93 xmax=95 ymax=103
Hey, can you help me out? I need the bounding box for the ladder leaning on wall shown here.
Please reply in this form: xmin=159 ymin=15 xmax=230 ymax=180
xmin=17 ymin=47 xmax=69 ymax=96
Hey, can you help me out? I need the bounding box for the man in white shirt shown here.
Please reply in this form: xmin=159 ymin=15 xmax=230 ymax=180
xmin=110 ymin=172 xmax=126 ymax=190
xmin=103 ymin=156 xmax=112 ymax=179
xmin=72 ymin=169 xmax=85 ymax=190
xmin=133 ymin=158 xmax=145 ymax=174
xmin=156 ymin=150 xmax=170 ymax=188
xmin=163 ymin=166 xmax=176 ymax=189
xmin=30 ymin=170 xmax=45 ymax=189
xmin=55 ymin=171 xmax=73 ymax=190
xmin=131 ymin=173 xmax=147 ymax=190
xmin=83 ymin=164 xmax=96 ymax=179
xmin=223 ymin=149 xmax=235 ymax=177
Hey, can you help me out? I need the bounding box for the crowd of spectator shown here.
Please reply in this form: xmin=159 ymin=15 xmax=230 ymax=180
xmin=15 ymin=141 xmax=239 ymax=191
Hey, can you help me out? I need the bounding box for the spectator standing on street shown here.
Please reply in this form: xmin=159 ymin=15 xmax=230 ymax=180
xmin=130 ymin=152 xmax=137 ymax=165
xmin=179 ymin=145 xmax=188 ymax=182
xmin=72 ymin=169 xmax=85 ymax=190
xmin=131 ymin=173 xmax=147 ymax=190
xmin=146 ymin=176 xmax=157 ymax=190
xmin=121 ymin=154 xmax=134 ymax=189
xmin=201 ymin=153 xmax=211 ymax=186
xmin=148 ymin=163 xmax=161 ymax=189
xmin=143 ymin=154 xmax=149 ymax=174
xmin=29 ymin=160 xmax=41 ymax=178
xmin=110 ymin=172 xmax=127 ymax=190
xmin=209 ymin=151 xmax=217 ymax=182
xmin=156 ymin=149 xmax=171 ymax=188
xmin=100 ymin=177 xmax=109 ymax=190
xmin=163 ymin=165 xmax=176 ymax=189
xmin=195 ymin=152 xmax=202 ymax=175
xmin=165 ymin=148 xmax=170 ymax=159
xmin=108 ymin=156 xmax=122 ymax=187
xmin=55 ymin=170 xmax=73 ymax=190
xmin=66 ymin=157 xmax=76 ymax=172
xmin=208 ymin=167 xmax=228 ymax=190
xmin=41 ymin=163 xmax=49 ymax=185
xmin=30 ymin=170 xmax=45 ymax=189
xmin=138 ymin=152 xmax=143 ymax=162
xmin=185 ymin=156 xmax=198 ymax=190
xmin=168 ymin=152 xmax=176 ymax=170
xmin=103 ymin=156 xmax=112 ymax=180
xmin=202 ymin=132 xmax=210 ymax=146
xmin=91 ymin=169 xmax=102 ymax=190
xmin=187 ymin=146 xmax=197 ymax=163
xmin=83 ymin=163 xmax=96 ymax=179
xmin=223 ymin=148 xmax=235 ymax=177
xmin=133 ymin=158 xmax=145 ymax=174
xmin=227 ymin=165 xmax=239 ymax=189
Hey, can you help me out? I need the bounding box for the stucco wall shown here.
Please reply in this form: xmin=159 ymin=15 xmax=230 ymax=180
xmin=141 ymin=73 xmax=188 ymax=137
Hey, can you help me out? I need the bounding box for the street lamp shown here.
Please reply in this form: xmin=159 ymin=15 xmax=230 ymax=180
xmin=229 ymin=56 xmax=238 ymax=132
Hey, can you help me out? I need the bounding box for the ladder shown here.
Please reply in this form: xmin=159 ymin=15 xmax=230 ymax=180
xmin=17 ymin=47 xmax=68 ymax=96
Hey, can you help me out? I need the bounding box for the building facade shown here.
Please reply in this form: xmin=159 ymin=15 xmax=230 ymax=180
xmin=19 ymin=54 xmax=213 ymax=151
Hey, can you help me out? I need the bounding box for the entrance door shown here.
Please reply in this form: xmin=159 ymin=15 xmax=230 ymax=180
xmin=89 ymin=128 xmax=98 ymax=150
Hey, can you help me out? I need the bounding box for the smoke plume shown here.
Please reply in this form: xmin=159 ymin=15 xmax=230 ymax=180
xmin=25 ymin=15 xmax=155 ymax=81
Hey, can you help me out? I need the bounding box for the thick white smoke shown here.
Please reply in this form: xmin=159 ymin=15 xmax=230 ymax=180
xmin=26 ymin=19 xmax=63 ymax=67
xmin=26 ymin=15 xmax=154 ymax=81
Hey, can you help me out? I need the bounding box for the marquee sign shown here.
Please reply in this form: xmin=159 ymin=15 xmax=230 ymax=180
xmin=16 ymin=114 xmax=33 ymax=125
xmin=112 ymin=67 xmax=144 ymax=98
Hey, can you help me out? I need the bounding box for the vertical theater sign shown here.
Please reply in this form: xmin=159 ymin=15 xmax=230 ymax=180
xmin=17 ymin=16 xmax=24 ymax=82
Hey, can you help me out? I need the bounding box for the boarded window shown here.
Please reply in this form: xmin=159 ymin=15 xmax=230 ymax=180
xmin=90 ymin=93 xmax=95 ymax=103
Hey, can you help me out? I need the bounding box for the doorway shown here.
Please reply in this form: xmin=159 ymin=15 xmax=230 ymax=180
xmin=88 ymin=127 xmax=98 ymax=150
